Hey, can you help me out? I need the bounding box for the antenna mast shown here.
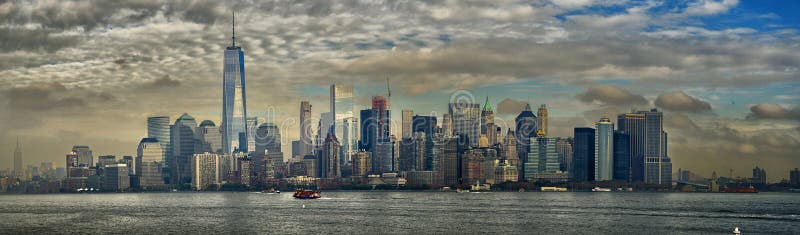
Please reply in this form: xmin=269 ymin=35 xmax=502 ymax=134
xmin=232 ymin=11 xmax=236 ymax=47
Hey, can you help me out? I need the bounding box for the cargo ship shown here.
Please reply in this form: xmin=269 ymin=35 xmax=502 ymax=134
xmin=721 ymin=186 xmax=758 ymax=193
xmin=293 ymin=189 xmax=321 ymax=199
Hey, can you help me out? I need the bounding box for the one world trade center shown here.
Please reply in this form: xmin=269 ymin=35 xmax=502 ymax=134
xmin=222 ymin=11 xmax=248 ymax=154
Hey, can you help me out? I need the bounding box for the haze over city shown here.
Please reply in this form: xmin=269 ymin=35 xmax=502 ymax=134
xmin=1 ymin=0 xmax=799 ymax=182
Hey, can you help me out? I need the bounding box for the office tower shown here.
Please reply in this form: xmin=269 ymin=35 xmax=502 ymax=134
xmin=321 ymin=133 xmax=341 ymax=178
xmin=373 ymin=137 xmax=397 ymax=174
xmin=790 ymin=168 xmax=800 ymax=185
xmin=98 ymin=155 xmax=117 ymax=168
xmin=255 ymin=123 xmax=283 ymax=179
xmin=137 ymin=138 xmax=164 ymax=187
xmin=524 ymin=137 xmax=559 ymax=180
xmin=495 ymin=161 xmax=518 ymax=183
xmin=191 ymin=153 xmax=219 ymax=190
xmin=171 ymin=113 xmax=200 ymax=184
xmin=618 ymin=108 xmax=671 ymax=184
xmin=437 ymin=136 xmax=460 ymax=186
xmin=449 ymin=101 xmax=481 ymax=147
xmin=359 ymin=98 xmax=391 ymax=153
xmin=515 ymin=103 xmax=537 ymax=179
xmin=147 ymin=116 xmax=172 ymax=163
xmin=400 ymin=132 xmax=426 ymax=172
xmin=402 ymin=109 xmax=413 ymax=138
xmin=556 ymin=137 xmax=573 ymax=173
xmin=342 ymin=117 xmax=359 ymax=165
xmin=573 ymin=127 xmax=595 ymax=182
xmin=537 ymin=104 xmax=548 ymax=136
xmin=330 ymin=83 xmax=355 ymax=159
xmin=613 ymin=131 xmax=631 ymax=181
xmin=69 ymin=145 xmax=93 ymax=168
xmin=752 ymin=166 xmax=767 ymax=185
xmin=481 ymin=96 xmax=499 ymax=146
xmin=442 ymin=113 xmax=453 ymax=136
xmin=222 ymin=12 xmax=248 ymax=155
xmin=246 ymin=117 xmax=257 ymax=153
xmin=102 ymin=164 xmax=130 ymax=191
xmin=198 ymin=120 xmax=222 ymax=154
xmin=351 ymin=150 xmax=371 ymax=177
xmin=302 ymin=155 xmax=318 ymax=177
xmin=595 ymin=118 xmax=614 ymax=181
xmin=412 ymin=115 xmax=437 ymax=136
xmin=461 ymin=149 xmax=485 ymax=184
xmin=238 ymin=157 xmax=254 ymax=185
xmin=319 ymin=112 xmax=334 ymax=146
xmin=299 ymin=101 xmax=313 ymax=156
xmin=502 ymin=129 xmax=519 ymax=168
xmin=13 ymin=138 xmax=21 ymax=179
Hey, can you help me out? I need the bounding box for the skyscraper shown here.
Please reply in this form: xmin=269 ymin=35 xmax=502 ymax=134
xmin=449 ymin=101 xmax=481 ymax=147
xmin=359 ymin=97 xmax=391 ymax=153
xmin=13 ymin=137 xmax=22 ymax=179
xmin=199 ymin=120 xmax=222 ymax=154
xmin=790 ymin=168 xmax=799 ymax=185
xmin=481 ymin=96 xmax=499 ymax=146
xmin=222 ymin=12 xmax=248 ymax=155
xmin=171 ymin=113 xmax=200 ymax=184
xmin=515 ymin=103 xmax=537 ymax=180
xmin=255 ymin=123 xmax=282 ymax=178
xmin=573 ymin=127 xmax=595 ymax=182
xmin=147 ymin=116 xmax=171 ymax=163
xmin=595 ymin=118 xmax=614 ymax=181
xmin=537 ymin=104 xmax=548 ymax=136
xmin=321 ymin=133 xmax=340 ymax=178
xmin=752 ymin=166 xmax=767 ymax=185
xmin=299 ymin=101 xmax=313 ymax=156
xmin=72 ymin=145 xmax=93 ymax=168
xmin=351 ymin=150 xmax=371 ymax=178
xmin=524 ymin=137 xmax=560 ymax=181
xmin=442 ymin=113 xmax=453 ymax=136
xmin=556 ymin=137 xmax=573 ymax=173
xmin=618 ymin=109 xmax=671 ymax=184
xmin=437 ymin=135 xmax=460 ymax=186
xmin=613 ymin=131 xmax=631 ymax=181
xmin=342 ymin=117 xmax=359 ymax=166
xmin=191 ymin=152 xmax=219 ymax=190
xmin=246 ymin=117 xmax=258 ymax=153
xmin=402 ymin=109 xmax=413 ymax=138
xmin=137 ymin=138 xmax=164 ymax=188
xmin=330 ymin=83 xmax=354 ymax=151
xmin=502 ymin=129 xmax=518 ymax=168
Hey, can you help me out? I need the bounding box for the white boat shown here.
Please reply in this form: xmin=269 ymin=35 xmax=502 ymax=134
xmin=592 ymin=187 xmax=611 ymax=192
xmin=733 ymin=226 xmax=741 ymax=234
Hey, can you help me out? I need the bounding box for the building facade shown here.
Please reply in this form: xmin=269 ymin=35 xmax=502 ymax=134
xmin=573 ymin=127 xmax=595 ymax=182
xmin=191 ymin=153 xmax=219 ymax=190
xmin=595 ymin=118 xmax=614 ymax=181
xmin=221 ymin=15 xmax=248 ymax=155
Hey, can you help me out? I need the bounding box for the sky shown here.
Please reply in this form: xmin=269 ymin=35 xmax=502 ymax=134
xmin=0 ymin=0 xmax=798 ymax=182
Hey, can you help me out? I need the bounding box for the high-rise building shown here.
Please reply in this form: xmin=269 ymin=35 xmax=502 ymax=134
xmin=147 ymin=116 xmax=172 ymax=163
xmin=449 ymin=101 xmax=481 ymax=147
xmin=342 ymin=117 xmax=359 ymax=165
xmin=137 ymin=138 xmax=164 ymax=188
xmin=359 ymin=98 xmax=391 ymax=153
xmin=330 ymin=83 xmax=355 ymax=134
xmin=221 ymin=12 xmax=248 ymax=155
xmin=556 ymin=137 xmax=573 ymax=173
xmin=441 ymin=113 xmax=453 ymax=136
xmin=321 ymin=133 xmax=341 ymax=178
xmin=537 ymin=104 xmax=548 ymax=136
xmin=573 ymin=127 xmax=595 ymax=182
xmin=400 ymin=132 xmax=426 ymax=172
xmin=502 ymin=129 xmax=519 ymax=170
xmin=618 ymin=109 xmax=671 ymax=184
xmin=495 ymin=161 xmax=518 ymax=183
xmin=171 ymin=113 xmax=200 ymax=184
xmin=595 ymin=118 xmax=614 ymax=181
xmin=790 ymin=168 xmax=799 ymax=185
xmin=524 ymin=137 xmax=560 ymax=181
xmin=613 ymin=131 xmax=631 ymax=181
xmin=752 ymin=166 xmax=767 ymax=185
xmin=373 ymin=137 xmax=397 ymax=174
xmin=71 ymin=145 xmax=93 ymax=168
xmin=199 ymin=120 xmax=222 ymax=154
xmin=191 ymin=152 xmax=219 ymax=190
xmin=436 ymin=135 xmax=460 ymax=186
xmin=402 ymin=109 xmax=413 ymax=138
xmin=98 ymin=155 xmax=117 ymax=169
xmin=299 ymin=101 xmax=313 ymax=156
xmin=481 ymin=96 xmax=499 ymax=146
xmin=351 ymin=150 xmax=371 ymax=178
xmin=515 ymin=103 xmax=537 ymax=180
xmin=102 ymin=164 xmax=130 ymax=192
xmin=13 ymin=138 xmax=22 ymax=179
xmin=255 ymin=123 xmax=283 ymax=179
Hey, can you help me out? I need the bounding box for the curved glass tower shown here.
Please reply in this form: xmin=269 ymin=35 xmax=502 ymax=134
xmin=222 ymin=12 xmax=248 ymax=154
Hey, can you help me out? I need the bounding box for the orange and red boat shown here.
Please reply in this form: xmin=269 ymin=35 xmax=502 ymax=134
xmin=293 ymin=189 xmax=321 ymax=199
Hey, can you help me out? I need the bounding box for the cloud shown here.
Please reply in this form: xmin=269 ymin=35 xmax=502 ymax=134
xmin=141 ymin=75 xmax=181 ymax=89
xmin=4 ymin=82 xmax=86 ymax=111
xmin=746 ymin=104 xmax=800 ymax=121
xmin=655 ymin=91 xmax=712 ymax=112
xmin=496 ymin=98 xmax=528 ymax=115
xmin=682 ymin=0 xmax=739 ymax=16
xmin=576 ymin=84 xmax=647 ymax=106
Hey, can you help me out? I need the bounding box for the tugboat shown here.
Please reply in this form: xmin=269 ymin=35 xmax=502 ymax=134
xmin=293 ymin=189 xmax=321 ymax=199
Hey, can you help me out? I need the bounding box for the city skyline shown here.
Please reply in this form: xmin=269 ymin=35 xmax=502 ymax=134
xmin=1 ymin=1 xmax=799 ymax=182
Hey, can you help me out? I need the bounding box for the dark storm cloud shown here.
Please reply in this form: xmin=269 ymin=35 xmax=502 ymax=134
xmin=5 ymin=82 xmax=86 ymax=111
xmin=746 ymin=103 xmax=800 ymax=121
xmin=576 ymin=84 xmax=647 ymax=106
xmin=495 ymin=98 xmax=528 ymax=115
xmin=655 ymin=91 xmax=712 ymax=112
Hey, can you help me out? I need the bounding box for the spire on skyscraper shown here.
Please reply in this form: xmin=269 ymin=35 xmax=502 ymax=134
xmin=482 ymin=96 xmax=493 ymax=112
xmin=231 ymin=10 xmax=236 ymax=47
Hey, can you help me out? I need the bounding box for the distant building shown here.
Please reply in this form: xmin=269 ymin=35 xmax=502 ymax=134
xmin=524 ymin=137 xmax=560 ymax=182
xmin=221 ymin=20 xmax=249 ymax=155
xmin=495 ymin=161 xmax=518 ymax=183
xmin=351 ymin=150 xmax=371 ymax=178
xmin=72 ymin=145 xmax=93 ymax=168
xmin=199 ymin=120 xmax=222 ymax=154
xmin=437 ymin=136 xmax=460 ymax=186
xmin=555 ymin=137 xmax=573 ymax=173
xmin=97 ymin=155 xmax=117 ymax=169
xmin=255 ymin=123 xmax=283 ymax=179
xmin=402 ymin=109 xmax=413 ymax=138
xmin=515 ymin=104 xmax=537 ymax=180
xmin=573 ymin=128 xmax=595 ymax=182
xmin=373 ymin=137 xmax=397 ymax=174
xmin=450 ymin=101 xmax=481 ymax=147
xmin=618 ymin=109 xmax=671 ymax=184
xmin=147 ymin=116 xmax=172 ymax=164
xmin=502 ymin=129 xmax=519 ymax=171
xmin=137 ymin=138 xmax=164 ymax=188
xmin=790 ymin=168 xmax=799 ymax=185
xmin=13 ymin=138 xmax=22 ymax=179
xmin=595 ymin=118 xmax=614 ymax=181
xmin=299 ymin=101 xmax=313 ymax=157
xmin=102 ymin=164 xmax=130 ymax=191
xmin=537 ymin=104 xmax=548 ymax=136
xmin=191 ymin=153 xmax=219 ymax=190
xmin=405 ymin=171 xmax=436 ymax=187
xmin=752 ymin=166 xmax=767 ymax=185
xmin=321 ymin=134 xmax=341 ymax=178
xmin=172 ymin=113 xmax=201 ymax=184
xmin=613 ymin=131 xmax=631 ymax=181
xmin=480 ymin=96 xmax=499 ymax=146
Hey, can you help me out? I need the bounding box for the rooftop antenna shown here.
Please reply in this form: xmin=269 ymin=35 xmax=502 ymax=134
xmin=386 ymin=75 xmax=391 ymax=109
xmin=231 ymin=10 xmax=236 ymax=47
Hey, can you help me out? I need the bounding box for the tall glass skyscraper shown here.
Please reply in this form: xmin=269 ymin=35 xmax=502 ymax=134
xmin=618 ymin=109 xmax=671 ymax=185
xmin=594 ymin=118 xmax=614 ymax=181
xmin=148 ymin=116 xmax=172 ymax=163
xmin=222 ymin=12 xmax=248 ymax=154
xmin=573 ymin=127 xmax=595 ymax=182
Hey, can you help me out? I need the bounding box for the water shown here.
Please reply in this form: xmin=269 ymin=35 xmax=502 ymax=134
xmin=0 ymin=192 xmax=797 ymax=234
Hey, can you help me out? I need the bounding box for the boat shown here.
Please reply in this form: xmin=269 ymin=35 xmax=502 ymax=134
xmin=721 ymin=186 xmax=758 ymax=193
xmin=456 ymin=189 xmax=470 ymax=193
xmin=733 ymin=226 xmax=741 ymax=234
xmin=293 ymin=189 xmax=321 ymax=199
xmin=262 ymin=189 xmax=281 ymax=194
xmin=540 ymin=186 xmax=568 ymax=192
xmin=592 ymin=187 xmax=611 ymax=192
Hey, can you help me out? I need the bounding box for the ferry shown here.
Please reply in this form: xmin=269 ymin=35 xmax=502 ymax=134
xmin=293 ymin=189 xmax=321 ymax=199
xmin=721 ymin=186 xmax=758 ymax=193
xmin=540 ymin=187 xmax=568 ymax=192
xmin=592 ymin=187 xmax=612 ymax=192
